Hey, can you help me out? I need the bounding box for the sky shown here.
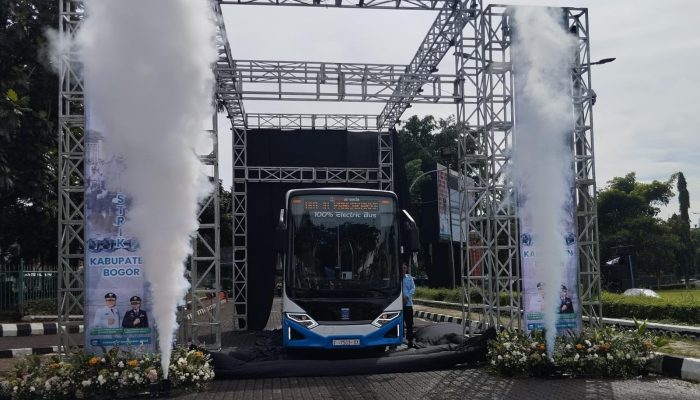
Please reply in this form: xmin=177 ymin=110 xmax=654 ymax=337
xmin=214 ymin=0 xmax=700 ymax=225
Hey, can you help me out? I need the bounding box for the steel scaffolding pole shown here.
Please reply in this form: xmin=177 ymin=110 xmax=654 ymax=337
xmin=452 ymin=1 xmax=492 ymax=337
xmin=212 ymin=1 xmax=249 ymax=331
xmin=463 ymin=4 xmax=520 ymax=332
xmin=57 ymin=0 xmax=86 ymax=354
xmin=567 ymin=7 xmax=602 ymax=327
xmin=187 ymin=116 xmax=222 ymax=350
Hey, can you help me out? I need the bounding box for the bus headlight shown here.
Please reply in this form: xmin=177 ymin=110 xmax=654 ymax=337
xmin=286 ymin=313 xmax=318 ymax=329
xmin=371 ymin=311 xmax=401 ymax=327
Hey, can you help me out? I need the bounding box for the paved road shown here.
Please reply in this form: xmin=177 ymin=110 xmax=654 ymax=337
xmin=178 ymin=368 xmax=700 ymax=400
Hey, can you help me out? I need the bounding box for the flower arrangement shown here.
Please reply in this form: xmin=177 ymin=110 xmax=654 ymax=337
xmin=0 ymin=345 xmax=214 ymax=399
xmin=488 ymin=320 xmax=660 ymax=378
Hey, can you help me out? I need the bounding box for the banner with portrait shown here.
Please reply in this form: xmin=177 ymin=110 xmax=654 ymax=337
xmin=84 ymin=106 xmax=155 ymax=352
xmin=519 ymin=197 xmax=581 ymax=334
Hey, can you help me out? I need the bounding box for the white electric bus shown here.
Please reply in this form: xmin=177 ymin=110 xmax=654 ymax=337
xmin=276 ymin=188 xmax=419 ymax=349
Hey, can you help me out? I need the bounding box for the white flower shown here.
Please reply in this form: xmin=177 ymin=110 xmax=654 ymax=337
xmin=607 ymin=353 xmax=613 ymax=360
xmin=584 ymin=340 xmax=591 ymax=347
xmin=574 ymin=354 xmax=580 ymax=361
xmin=497 ymin=355 xmax=503 ymax=361
xmin=504 ymin=343 xmax=511 ymax=350
xmin=565 ymin=344 xmax=572 ymax=350
xmin=29 ymin=386 xmax=35 ymax=392
xmin=97 ymin=375 xmax=106 ymax=385
xmin=118 ymin=361 xmax=124 ymax=368
xmin=625 ymin=353 xmax=631 ymax=359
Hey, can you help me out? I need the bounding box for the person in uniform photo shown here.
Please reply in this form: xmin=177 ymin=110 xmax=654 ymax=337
xmin=559 ymin=285 xmax=574 ymax=314
xmin=122 ymin=295 xmax=149 ymax=328
xmin=93 ymin=292 xmax=121 ymax=328
xmin=528 ymin=281 xmax=545 ymax=313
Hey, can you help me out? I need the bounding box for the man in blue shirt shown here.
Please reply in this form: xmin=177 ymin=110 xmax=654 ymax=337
xmin=402 ymin=261 xmax=416 ymax=348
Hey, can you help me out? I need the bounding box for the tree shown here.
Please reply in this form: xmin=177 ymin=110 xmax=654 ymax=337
xmin=673 ymin=172 xmax=695 ymax=285
xmin=597 ymin=172 xmax=680 ymax=288
xmin=0 ymin=1 xmax=59 ymax=264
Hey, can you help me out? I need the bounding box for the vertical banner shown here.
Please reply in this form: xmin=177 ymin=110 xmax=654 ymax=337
xmin=84 ymin=107 xmax=155 ymax=352
xmin=519 ymin=199 xmax=581 ymax=334
xmin=511 ymin=6 xmax=582 ymax=335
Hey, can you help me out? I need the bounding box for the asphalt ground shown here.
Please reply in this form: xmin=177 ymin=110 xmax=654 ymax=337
xmin=1 ymin=299 xmax=699 ymax=399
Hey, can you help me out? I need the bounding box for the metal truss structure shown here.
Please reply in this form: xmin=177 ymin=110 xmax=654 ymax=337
xmin=460 ymin=5 xmax=601 ymax=333
xmin=223 ymin=61 xmax=466 ymax=104
xmin=247 ymin=114 xmax=379 ymax=131
xmin=57 ymin=0 xmax=85 ymax=354
xmin=461 ymin=4 xmax=521 ymax=333
xmin=567 ymin=7 xmax=602 ymax=327
xmin=58 ymin=0 xmax=601 ymax=348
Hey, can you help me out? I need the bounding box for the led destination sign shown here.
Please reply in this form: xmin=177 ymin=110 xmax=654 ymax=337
xmin=302 ymin=198 xmax=380 ymax=212
xmin=291 ymin=195 xmax=394 ymax=219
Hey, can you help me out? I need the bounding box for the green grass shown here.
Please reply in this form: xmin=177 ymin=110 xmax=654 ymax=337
xmin=656 ymin=288 xmax=700 ymax=304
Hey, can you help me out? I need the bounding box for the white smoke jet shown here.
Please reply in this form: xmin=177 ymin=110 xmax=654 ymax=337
xmin=511 ymin=6 xmax=577 ymax=355
xmin=77 ymin=0 xmax=217 ymax=378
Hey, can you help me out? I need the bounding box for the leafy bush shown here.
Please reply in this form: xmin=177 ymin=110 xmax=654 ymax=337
xmin=488 ymin=321 xmax=658 ymax=378
xmin=602 ymin=292 xmax=700 ymax=325
xmin=0 ymin=345 xmax=213 ymax=399
xmin=415 ymin=288 xmax=700 ymax=325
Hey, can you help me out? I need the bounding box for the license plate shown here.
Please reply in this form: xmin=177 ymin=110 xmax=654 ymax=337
xmin=332 ymin=339 xmax=360 ymax=346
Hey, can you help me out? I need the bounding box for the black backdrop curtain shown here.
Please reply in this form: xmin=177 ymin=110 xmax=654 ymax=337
xmin=245 ymin=129 xmax=407 ymax=330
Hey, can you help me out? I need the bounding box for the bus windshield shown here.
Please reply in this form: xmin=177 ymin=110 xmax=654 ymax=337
xmin=287 ymin=194 xmax=399 ymax=299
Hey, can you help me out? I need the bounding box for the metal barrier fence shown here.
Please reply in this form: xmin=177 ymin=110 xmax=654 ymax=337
xmin=0 ymin=264 xmax=60 ymax=314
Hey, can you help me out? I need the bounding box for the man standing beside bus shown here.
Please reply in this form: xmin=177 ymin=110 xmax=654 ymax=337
xmin=402 ymin=261 xmax=416 ymax=348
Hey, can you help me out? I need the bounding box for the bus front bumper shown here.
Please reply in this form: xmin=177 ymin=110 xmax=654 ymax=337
xmin=282 ymin=315 xmax=404 ymax=349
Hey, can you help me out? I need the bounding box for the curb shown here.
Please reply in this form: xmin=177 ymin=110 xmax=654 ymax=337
xmin=0 ymin=345 xmax=85 ymax=359
xmin=415 ymin=310 xmax=464 ymax=325
xmin=413 ymin=308 xmax=700 ymax=382
xmin=0 ymin=323 xmax=83 ymax=337
xmin=650 ymin=354 xmax=700 ymax=382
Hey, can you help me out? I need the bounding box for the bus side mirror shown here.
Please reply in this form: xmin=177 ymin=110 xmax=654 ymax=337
xmin=401 ymin=209 xmax=420 ymax=253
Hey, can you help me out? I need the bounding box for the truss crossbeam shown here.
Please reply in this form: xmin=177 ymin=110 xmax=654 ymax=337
xmin=246 ymin=167 xmax=379 ymax=183
xmin=246 ymin=113 xmax=379 ymax=131
xmin=221 ymin=60 xmax=464 ymax=103
xmin=220 ymin=0 xmax=450 ymax=11
xmin=377 ymin=0 xmax=479 ymax=130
